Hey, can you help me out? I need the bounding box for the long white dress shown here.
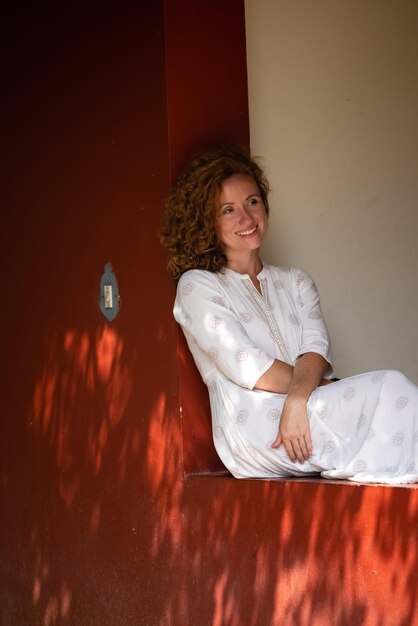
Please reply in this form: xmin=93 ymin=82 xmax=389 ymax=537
xmin=174 ymin=264 xmax=418 ymax=484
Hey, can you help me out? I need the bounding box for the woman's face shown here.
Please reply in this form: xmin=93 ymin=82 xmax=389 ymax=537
xmin=216 ymin=174 xmax=268 ymax=258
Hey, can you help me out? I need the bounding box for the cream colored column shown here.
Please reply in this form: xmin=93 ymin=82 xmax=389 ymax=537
xmin=245 ymin=0 xmax=418 ymax=381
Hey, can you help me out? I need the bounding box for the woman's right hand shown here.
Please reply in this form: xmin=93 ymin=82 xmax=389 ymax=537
xmin=271 ymin=395 xmax=312 ymax=463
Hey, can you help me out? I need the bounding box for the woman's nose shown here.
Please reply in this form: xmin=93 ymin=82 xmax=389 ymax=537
xmin=238 ymin=207 xmax=252 ymax=223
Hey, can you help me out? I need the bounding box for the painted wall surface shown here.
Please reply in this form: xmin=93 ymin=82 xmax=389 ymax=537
xmin=245 ymin=0 xmax=418 ymax=381
xmin=180 ymin=478 xmax=418 ymax=626
xmin=164 ymin=0 xmax=250 ymax=474
xmin=1 ymin=3 xmax=178 ymax=623
xmin=0 ymin=1 xmax=244 ymax=622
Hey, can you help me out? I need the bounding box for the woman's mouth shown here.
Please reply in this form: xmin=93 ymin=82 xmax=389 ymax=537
xmin=236 ymin=225 xmax=257 ymax=236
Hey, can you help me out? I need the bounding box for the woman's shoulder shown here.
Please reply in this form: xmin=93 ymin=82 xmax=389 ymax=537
xmin=264 ymin=264 xmax=312 ymax=284
xmin=177 ymin=268 xmax=227 ymax=295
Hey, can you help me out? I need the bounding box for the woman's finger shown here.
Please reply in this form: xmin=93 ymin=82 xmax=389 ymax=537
xmin=304 ymin=430 xmax=313 ymax=456
xmin=284 ymin=440 xmax=296 ymax=462
xmin=292 ymin=440 xmax=305 ymax=463
xmin=297 ymin=438 xmax=309 ymax=462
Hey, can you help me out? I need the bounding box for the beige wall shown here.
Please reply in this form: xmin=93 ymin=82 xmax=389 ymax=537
xmin=245 ymin=0 xmax=418 ymax=381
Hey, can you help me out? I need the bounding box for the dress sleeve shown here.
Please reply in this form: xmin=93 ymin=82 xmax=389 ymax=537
xmin=174 ymin=271 xmax=275 ymax=390
xmin=295 ymin=269 xmax=333 ymax=368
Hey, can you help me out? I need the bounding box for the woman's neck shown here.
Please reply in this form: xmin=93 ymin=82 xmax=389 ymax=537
xmin=226 ymin=253 xmax=263 ymax=290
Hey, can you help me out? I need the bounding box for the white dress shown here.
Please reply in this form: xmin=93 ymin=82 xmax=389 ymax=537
xmin=174 ymin=264 xmax=418 ymax=484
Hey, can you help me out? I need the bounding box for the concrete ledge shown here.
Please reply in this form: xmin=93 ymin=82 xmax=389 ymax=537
xmin=177 ymin=473 xmax=418 ymax=625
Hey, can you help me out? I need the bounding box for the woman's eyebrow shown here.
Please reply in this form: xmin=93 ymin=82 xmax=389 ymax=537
xmin=220 ymin=193 xmax=260 ymax=208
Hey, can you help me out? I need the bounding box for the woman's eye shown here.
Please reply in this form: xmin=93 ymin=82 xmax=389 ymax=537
xmin=247 ymin=198 xmax=259 ymax=207
xmin=222 ymin=206 xmax=233 ymax=215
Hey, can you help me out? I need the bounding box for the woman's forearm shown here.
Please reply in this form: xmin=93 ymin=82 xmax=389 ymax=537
xmin=287 ymin=352 xmax=330 ymax=401
xmin=253 ymin=352 xmax=330 ymax=395
xmin=253 ymin=359 xmax=294 ymax=394
xmin=270 ymin=353 xmax=331 ymax=461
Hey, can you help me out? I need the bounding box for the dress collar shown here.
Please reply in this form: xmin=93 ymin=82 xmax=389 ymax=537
xmin=224 ymin=264 xmax=267 ymax=281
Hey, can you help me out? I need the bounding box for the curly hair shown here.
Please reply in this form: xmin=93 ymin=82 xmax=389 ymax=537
xmin=160 ymin=143 xmax=270 ymax=278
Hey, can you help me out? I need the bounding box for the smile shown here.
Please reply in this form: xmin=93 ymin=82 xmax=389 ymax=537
xmin=236 ymin=226 xmax=257 ymax=236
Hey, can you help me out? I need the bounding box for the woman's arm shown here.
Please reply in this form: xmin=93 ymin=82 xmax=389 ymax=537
xmin=174 ymin=271 xmax=276 ymax=390
xmin=269 ymin=352 xmax=330 ymax=462
xmin=253 ymin=352 xmax=331 ymax=395
xmin=253 ymin=359 xmax=294 ymax=394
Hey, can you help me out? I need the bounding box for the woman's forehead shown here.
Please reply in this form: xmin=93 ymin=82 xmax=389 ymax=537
xmin=218 ymin=175 xmax=259 ymax=202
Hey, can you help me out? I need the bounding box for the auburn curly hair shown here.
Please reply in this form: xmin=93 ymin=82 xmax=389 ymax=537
xmin=160 ymin=143 xmax=270 ymax=278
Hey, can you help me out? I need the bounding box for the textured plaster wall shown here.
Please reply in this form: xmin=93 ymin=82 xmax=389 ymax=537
xmin=245 ymin=0 xmax=418 ymax=381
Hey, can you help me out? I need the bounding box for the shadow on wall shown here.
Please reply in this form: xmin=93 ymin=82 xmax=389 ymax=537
xmin=1 ymin=318 xmax=184 ymax=626
xmin=25 ymin=324 xmax=139 ymax=623
xmin=3 ymin=325 xmax=418 ymax=625
xmin=174 ymin=477 xmax=418 ymax=626
xmin=30 ymin=325 xmax=134 ymax=512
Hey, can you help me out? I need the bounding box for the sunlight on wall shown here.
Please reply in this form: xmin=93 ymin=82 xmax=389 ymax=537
xmin=30 ymin=326 xmax=134 ymax=508
xmin=146 ymin=391 xmax=184 ymax=558
xmin=180 ymin=478 xmax=418 ymax=626
xmin=30 ymin=535 xmax=73 ymax=625
xmin=27 ymin=323 xmax=137 ymax=623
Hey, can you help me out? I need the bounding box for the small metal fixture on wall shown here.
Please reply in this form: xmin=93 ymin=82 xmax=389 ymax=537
xmin=99 ymin=263 xmax=120 ymax=321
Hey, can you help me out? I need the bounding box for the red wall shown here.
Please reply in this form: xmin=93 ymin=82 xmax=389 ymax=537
xmin=1 ymin=3 xmax=417 ymax=626
xmin=165 ymin=0 xmax=250 ymax=475
xmin=1 ymin=3 xmax=179 ymax=623
xmin=0 ymin=1 xmax=246 ymax=623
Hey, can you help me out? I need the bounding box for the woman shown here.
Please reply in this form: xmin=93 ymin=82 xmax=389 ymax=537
xmin=160 ymin=144 xmax=418 ymax=483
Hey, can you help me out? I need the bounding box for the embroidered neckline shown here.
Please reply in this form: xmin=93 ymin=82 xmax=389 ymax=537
xmin=241 ymin=277 xmax=292 ymax=364
xmin=224 ymin=266 xmax=266 ymax=281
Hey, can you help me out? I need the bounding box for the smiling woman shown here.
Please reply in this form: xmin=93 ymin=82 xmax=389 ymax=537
xmin=217 ymin=174 xmax=268 ymax=266
xmin=160 ymin=144 xmax=418 ymax=484
xmin=160 ymin=144 xmax=270 ymax=278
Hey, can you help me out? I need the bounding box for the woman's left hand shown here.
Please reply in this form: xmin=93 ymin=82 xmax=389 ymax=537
xmin=271 ymin=396 xmax=312 ymax=463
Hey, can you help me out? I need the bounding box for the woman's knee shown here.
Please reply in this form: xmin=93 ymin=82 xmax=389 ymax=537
xmin=382 ymin=369 xmax=408 ymax=389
